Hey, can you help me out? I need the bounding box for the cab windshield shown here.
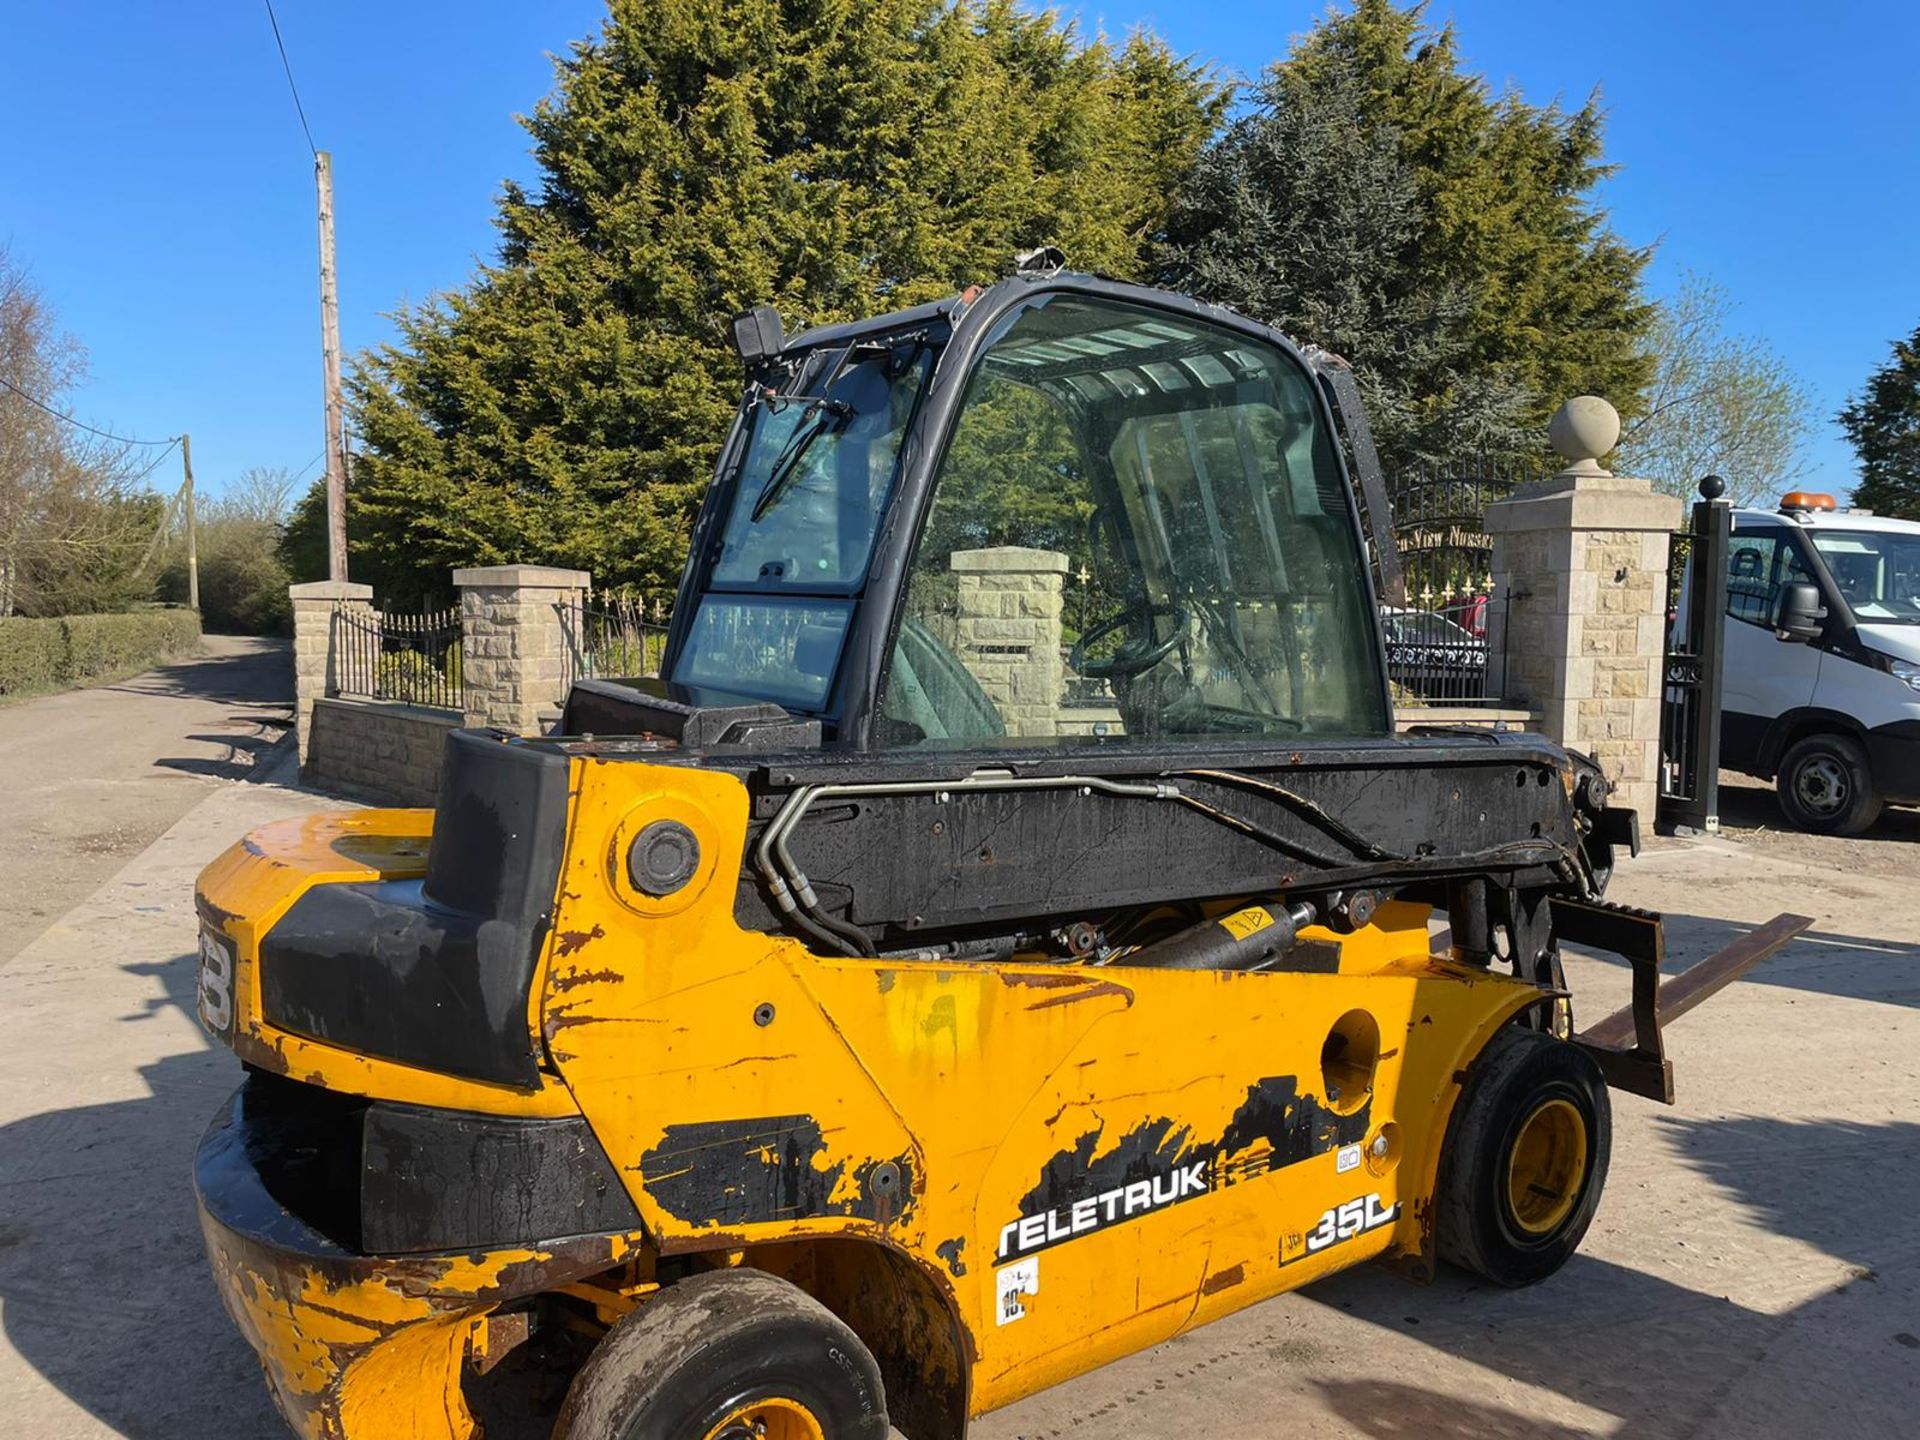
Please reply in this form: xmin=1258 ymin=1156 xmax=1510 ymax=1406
xmin=669 ymin=337 xmax=933 ymax=709
xmin=879 ymin=295 xmax=1388 ymax=746
xmin=1810 ymin=530 xmax=1920 ymax=624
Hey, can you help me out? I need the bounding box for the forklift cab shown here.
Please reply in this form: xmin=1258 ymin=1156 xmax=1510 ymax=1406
xmin=661 ymin=276 xmax=1389 ymax=750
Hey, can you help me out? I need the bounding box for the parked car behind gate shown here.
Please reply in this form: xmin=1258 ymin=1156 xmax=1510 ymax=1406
xmin=1382 ymin=606 xmax=1488 ymax=701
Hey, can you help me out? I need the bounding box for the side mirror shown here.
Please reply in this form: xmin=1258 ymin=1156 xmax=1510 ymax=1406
xmin=1774 ymin=582 xmax=1827 ymax=642
xmin=729 ymin=304 xmax=784 ymax=367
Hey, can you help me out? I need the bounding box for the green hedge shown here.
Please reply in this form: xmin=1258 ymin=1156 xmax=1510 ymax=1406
xmin=0 ymin=610 xmax=203 ymax=696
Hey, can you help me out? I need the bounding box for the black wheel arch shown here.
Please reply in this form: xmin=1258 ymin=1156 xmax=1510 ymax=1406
xmin=1758 ymin=706 xmax=1869 ymax=779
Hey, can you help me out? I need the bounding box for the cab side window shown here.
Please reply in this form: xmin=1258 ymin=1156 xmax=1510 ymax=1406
xmin=1725 ymin=531 xmax=1813 ymax=626
xmin=875 ymin=374 xmax=1090 ymax=747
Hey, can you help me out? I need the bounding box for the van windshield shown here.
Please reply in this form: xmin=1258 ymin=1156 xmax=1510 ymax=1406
xmin=1809 ymin=530 xmax=1920 ymax=624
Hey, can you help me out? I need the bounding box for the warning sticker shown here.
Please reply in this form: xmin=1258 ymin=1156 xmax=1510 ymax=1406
xmin=1336 ymin=1143 xmax=1361 ymax=1174
xmin=1217 ymin=907 xmax=1276 ymax=943
xmin=996 ymin=1257 xmax=1040 ymax=1325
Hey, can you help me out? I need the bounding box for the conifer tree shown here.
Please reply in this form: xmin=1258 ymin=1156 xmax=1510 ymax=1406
xmin=1839 ymin=323 xmax=1920 ymax=519
xmin=1163 ymin=0 xmax=1651 ymax=468
xmin=332 ymin=0 xmax=1223 ymax=599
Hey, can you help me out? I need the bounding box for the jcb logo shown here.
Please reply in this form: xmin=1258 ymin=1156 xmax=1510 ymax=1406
xmin=197 ymin=928 xmax=235 ymax=1036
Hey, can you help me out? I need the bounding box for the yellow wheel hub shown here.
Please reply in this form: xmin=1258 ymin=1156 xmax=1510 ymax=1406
xmin=705 ymin=1398 xmax=827 ymax=1440
xmin=1505 ymin=1097 xmax=1589 ymax=1236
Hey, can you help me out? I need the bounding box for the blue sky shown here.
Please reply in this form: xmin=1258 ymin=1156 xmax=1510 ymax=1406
xmin=2 ymin=1 xmax=1915 ymax=501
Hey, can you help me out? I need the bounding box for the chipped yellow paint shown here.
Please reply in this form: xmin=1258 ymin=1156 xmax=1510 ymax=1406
xmin=202 ymin=1192 xmax=638 ymax=1440
xmin=198 ymin=758 xmax=1549 ymax=1434
xmin=196 ymin=808 xmax=575 ymax=1117
xmin=541 ymin=757 xmax=1547 ymax=1417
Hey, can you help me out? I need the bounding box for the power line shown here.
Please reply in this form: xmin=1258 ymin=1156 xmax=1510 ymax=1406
xmin=134 ymin=447 xmax=189 ymax=576
xmin=261 ymin=0 xmax=318 ymax=157
xmin=291 ymin=447 xmax=325 ymax=483
xmin=127 ymin=437 xmax=184 ymax=487
xmin=0 ymin=373 xmax=180 ymax=447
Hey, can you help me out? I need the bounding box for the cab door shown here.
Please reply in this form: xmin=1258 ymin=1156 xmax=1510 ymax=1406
xmin=1719 ymin=523 xmax=1822 ymax=770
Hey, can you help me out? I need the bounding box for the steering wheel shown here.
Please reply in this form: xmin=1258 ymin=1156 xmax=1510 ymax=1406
xmin=1069 ymin=600 xmax=1188 ymax=679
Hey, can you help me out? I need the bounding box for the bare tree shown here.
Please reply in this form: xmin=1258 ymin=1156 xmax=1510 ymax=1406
xmin=0 ymin=244 xmax=163 ymax=615
xmin=216 ymin=466 xmax=298 ymax=526
xmin=1613 ymin=275 xmax=1812 ymax=506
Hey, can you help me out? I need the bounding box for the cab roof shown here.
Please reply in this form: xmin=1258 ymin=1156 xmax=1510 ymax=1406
xmin=1734 ymin=504 xmax=1920 ymax=535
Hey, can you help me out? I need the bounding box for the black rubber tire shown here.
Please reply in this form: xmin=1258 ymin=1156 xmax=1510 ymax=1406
xmin=1776 ymin=732 xmax=1883 ymax=836
xmin=1436 ymin=1026 xmax=1611 ymax=1288
xmin=552 ymin=1269 xmax=890 ymax=1440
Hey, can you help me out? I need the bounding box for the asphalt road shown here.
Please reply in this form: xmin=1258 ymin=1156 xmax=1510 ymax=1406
xmin=0 ymin=635 xmax=292 ymax=968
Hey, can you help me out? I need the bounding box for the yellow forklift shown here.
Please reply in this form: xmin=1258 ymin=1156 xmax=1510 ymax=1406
xmin=193 ymin=266 xmax=1802 ymax=1440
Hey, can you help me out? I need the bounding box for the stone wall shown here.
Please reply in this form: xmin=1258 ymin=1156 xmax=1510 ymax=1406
xmin=288 ymin=580 xmax=373 ymax=770
xmin=292 ymin=565 xmax=589 ymax=805
xmin=952 ymin=547 xmax=1069 ymax=738
xmin=455 ymin=565 xmax=591 ymax=734
xmin=305 ymin=697 xmax=460 ymax=807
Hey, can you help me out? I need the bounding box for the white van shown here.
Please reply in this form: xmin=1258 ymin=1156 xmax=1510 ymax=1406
xmin=1688 ymin=491 xmax=1920 ymax=834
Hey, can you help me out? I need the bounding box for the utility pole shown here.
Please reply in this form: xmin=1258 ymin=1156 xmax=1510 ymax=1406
xmin=316 ymin=150 xmax=348 ymax=581
xmin=182 ymin=432 xmax=199 ymax=613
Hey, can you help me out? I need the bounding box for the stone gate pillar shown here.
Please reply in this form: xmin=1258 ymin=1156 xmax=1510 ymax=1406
xmin=288 ymin=579 xmax=373 ymax=778
xmin=1485 ymin=398 xmax=1682 ymax=823
xmin=454 ymin=565 xmax=592 ymax=734
xmin=951 ymin=547 xmax=1068 ymax=738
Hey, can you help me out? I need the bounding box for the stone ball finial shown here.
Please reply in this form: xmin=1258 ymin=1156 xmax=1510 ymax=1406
xmin=1548 ymin=396 xmax=1620 ymax=473
xmin=1699 ymin=474 xmax=1726 ymax=501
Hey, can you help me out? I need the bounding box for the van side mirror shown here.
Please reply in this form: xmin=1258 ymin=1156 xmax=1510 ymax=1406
xmin=1774 ymin=582 xmax=1827 ymax=642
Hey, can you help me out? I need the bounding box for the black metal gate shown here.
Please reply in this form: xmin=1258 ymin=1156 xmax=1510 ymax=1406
xmin=1657 ymin=477 xmax=1732 ymax=833
xmin=1379 ymin=464 xmax=1527 ymax=706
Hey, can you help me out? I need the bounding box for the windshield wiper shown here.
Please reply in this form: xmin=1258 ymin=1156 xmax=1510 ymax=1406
xmin=752 ymin=390 xmax=851 ymax=419
xmin=749 ymin=402 xmax=851 ymax=522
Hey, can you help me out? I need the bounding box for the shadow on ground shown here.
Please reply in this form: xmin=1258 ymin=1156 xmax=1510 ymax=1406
xmin=117 ymin=639 xmax=298 ymax=782
xmin=1714 ymin=775 xmax=1920 ymax=847
xmin=1562 ymin=906 xmax=1920 ymax=1012
xmin=0 ymin=951 xmax=283 ymax=1437
xmin=104 ymin=640 xmax=292 ymax=709
xmin=1300 ymin=1113 xmax=1919 ymax=1440
xmin=158 ymin=724 xmax=293 ymax=782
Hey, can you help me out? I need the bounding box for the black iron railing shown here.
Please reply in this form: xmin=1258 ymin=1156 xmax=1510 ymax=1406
xmin=1377 ymin=461 xmax=1534 ymax=710
xmin=332 ymin=603 xmax=465 ymax=710
xmin=1383 ymin=462 xmax=1534 ymax=608
xmin=558 ymin=593 xmax=673 ymax=689
xmin=1383 ymin=590 xmax=1507 ymax=706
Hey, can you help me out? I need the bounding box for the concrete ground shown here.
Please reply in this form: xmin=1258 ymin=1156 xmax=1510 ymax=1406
xmin=0 ymin=665 xmax=1913 ymax=1438
xmin=1713 ymin=767 xmax=1920 ymax=882
xmin=0 ymin=635 xmax=293 ymax=967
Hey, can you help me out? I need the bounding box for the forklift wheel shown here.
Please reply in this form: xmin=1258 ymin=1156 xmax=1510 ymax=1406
xmin=1436 ymin=1026 xmax=1610 ymax=1288
xmin=552 ymin=1269 xmax=890 ymax=1440
xmin=1776 ymin=732 xmax=1883 ymax=836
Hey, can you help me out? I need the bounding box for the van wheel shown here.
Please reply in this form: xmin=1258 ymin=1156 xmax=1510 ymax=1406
xmin=552 ymin=1269 xmax=889 ymax=1440
xmin=1436 ymin=1026 xmax=1610 ymax=1288
xmin=1777 ymin=733 xmax=1882 ymax=835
